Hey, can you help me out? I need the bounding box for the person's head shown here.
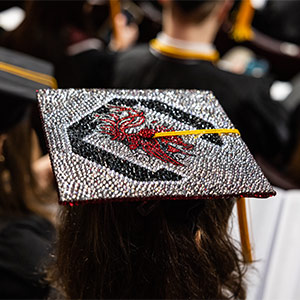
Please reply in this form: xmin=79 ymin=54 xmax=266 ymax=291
xmin=0 ymin=92 xmax=33 ymax=215
xmin=160 ymin=0 xmax=233 ymax=24
xmin=49 ymin=198 xmax=246 ymax=299
xmin=0 ymin=47 xmax=57 ymax=219
xmin=158 ymin=0 xmax=233 ymax=42
xmin=41 ymin=88 xmax=275 ymax=300
xmin=0 ymin=116 xmax=34 ymax=216
xmin=0 ymin=107 xmax=54 ymax=219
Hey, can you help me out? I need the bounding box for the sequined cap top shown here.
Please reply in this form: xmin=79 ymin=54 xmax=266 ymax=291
xmin=37 ymin=89 xmax=275 ymax=204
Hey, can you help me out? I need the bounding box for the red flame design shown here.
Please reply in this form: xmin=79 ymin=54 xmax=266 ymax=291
xmin=96 ymin=105 xmax=194 ymax=166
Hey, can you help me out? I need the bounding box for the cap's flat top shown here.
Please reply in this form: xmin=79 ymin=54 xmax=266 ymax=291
xmin=38 ymin=89 xmax=275 ymax=203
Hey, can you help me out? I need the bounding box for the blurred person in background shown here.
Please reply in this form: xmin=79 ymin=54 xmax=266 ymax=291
xmin=113 ymin=0 xmax=294 ymax=188
xmin=0 ymin=0 xmax=138 ymax=88
xmin=214 ymin=0 xmax=300 ymax=81
xmin=0 ymin=104 xmax=56 ymax=299
xmin=0 ymin=49 xmax=57 ymax=299
xmin=253 ymin=0 xmax=300 ymax=49
xmin=0 ymin=0 xmax=138 ymax=154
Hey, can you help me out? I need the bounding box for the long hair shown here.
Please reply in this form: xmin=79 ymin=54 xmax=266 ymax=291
xmin=49 ymin=198 xmax=247 ymax=299
xmin=0 ymin=118 xmax=54 ymax=219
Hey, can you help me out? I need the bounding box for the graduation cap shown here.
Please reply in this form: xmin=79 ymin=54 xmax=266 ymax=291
xmin=38 ymin=88 xmax=275 ymax=262
xmin=0 ymin=46 xmax=57 ymax=132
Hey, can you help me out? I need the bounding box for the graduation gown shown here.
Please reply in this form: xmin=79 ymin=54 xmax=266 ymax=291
xmin=113 ymin=43 xmax=289 ymax=162
xmin=56 ymin=48 xmax=115 ymax=89
xmin=0 ymin=215 xmax=55 ymax=299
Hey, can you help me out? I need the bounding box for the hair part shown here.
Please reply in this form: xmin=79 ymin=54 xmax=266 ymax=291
xmin=48 ymin=198 xmax=247 ymax=299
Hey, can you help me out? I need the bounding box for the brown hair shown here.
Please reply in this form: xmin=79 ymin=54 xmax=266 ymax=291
xmin=49 ymin=198 xmax=247 ymax=299
xmin=0 ymin=118 xmax=54 ymax=220
xmin=173 ymin=0 xmax=220 ymax=23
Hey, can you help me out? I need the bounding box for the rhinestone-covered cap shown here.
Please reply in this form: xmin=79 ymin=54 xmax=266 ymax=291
xmin=37 ymin=89 xmax=275 ymax=204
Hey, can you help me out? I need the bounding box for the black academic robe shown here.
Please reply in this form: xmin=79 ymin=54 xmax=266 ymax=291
xmin=0 ymin=215 xmax=55 ymax=299
xmin=113 ymin=44 xmax=289 ymax=163
xmin=56 ymin=49 xmax=115 ymax=89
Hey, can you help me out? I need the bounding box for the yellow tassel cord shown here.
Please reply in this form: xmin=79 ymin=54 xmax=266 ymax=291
xmin=237 ymin=197 xmax=253 ymax=263
xmin=150 ymin=39 xmax=220 ymax=62
xmin=153 ymin=129 xmax=252 ymax=263
xmin=109 ymin=0 xmax=122 ymax=44
xmin=153 ymin=128 xmax=240 ymax=138
xmin=0 ymin=61 xmax=57 ymax=89
xmin=232 ymin=0 xmax=255 ymax=42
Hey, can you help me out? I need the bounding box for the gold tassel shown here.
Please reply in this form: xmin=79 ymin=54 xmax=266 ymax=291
xmin=152 ymin=128 xmax=240 ymax=138
xmin=232 ymin=0 xmax=255 ymax=42
xmin=237 ymin=197 xmax=253 ymax=263
xmin=109 ymin=0 xmax=122 ymax=43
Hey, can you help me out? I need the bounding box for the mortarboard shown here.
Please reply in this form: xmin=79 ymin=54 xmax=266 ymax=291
xmin=38 ymin=88 xmax=275 ymax=261
xmin=0 ymin=46 xmax=57 ymax=132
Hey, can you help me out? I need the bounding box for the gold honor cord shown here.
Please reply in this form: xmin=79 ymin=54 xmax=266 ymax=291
xmin=153 ymin=128 xmax=240 ymax=138
xmin=150 ymin=39 xmax=220 ymax=62
xmin=0 ymin=61 xmax=58 ymax=89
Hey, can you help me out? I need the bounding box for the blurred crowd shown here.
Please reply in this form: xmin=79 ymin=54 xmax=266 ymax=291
xmin=0 ymin=0 xmax=300 ymax=299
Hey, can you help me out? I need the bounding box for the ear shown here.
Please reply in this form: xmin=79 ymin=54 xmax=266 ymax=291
xmin=218 ymin=0 xmax=233 ymax=23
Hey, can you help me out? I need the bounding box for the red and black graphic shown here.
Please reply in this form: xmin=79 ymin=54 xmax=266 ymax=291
xmin=96 ymin=105 xmax=194 ymax=166
xmin=67 ymin=98 xmax=222 ymax=182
